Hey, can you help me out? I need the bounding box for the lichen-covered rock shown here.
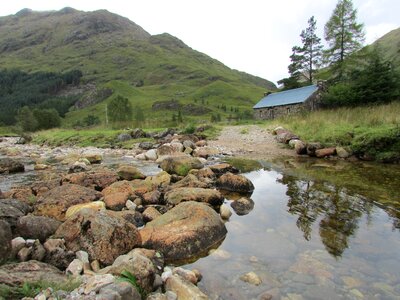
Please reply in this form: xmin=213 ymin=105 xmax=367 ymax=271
xmin=164 ymin=187 xmax=224 ymax=206
xmin=102 ymin=180 xmax=136 ymax=211
xmin=55 ymin=208 xmax=141 ymax=265
xmin=216 ymin=172 xmax=254 ymax=194
xmin=140 ymin=201 xmax=227 ymax=262
xmin=170 ymin=174 xmax=210 ymax=189
xmin=160 ymin=156 xmax=203 ymax=176
xmin=117 ymin=165 xmax=146 ymax=180
xmin=143 ymin=207 xmax=162 ymax=222
xmin=0 ymin=260 xmax=67 ymax=287
xmin=62 ymin=170 xmax=119 ymax=190
xmin=33 ymin=184 xmax=102 ymax=221
xmin=16 ymin=215 xmax=61 ymax=242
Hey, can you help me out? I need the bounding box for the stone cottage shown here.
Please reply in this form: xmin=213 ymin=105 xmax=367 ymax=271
xmin=253 ymin=82 xmax=326 ymax=120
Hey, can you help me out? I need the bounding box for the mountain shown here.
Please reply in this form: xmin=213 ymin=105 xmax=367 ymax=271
xmin=0 ymin=8 xmax=276 ymax=126
xmin=371 ymin=27 xmax=400 ymax=71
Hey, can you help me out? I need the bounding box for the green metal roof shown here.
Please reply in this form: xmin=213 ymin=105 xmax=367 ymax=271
xmin=253 ymin=84 xmax=318 ymax=109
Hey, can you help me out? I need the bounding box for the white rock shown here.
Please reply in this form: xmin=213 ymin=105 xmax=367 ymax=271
xmin=11 ymin=237 xmax=26 ymax=257
xmin=220 ymin=204 xmax=232 ymax=220
xmin=84 ymin=274 xmax=116 ymax=294
xmin=135 ymin=153 xmax=147 ymax=160
xmin=162 ymin=269 xmax=173 ymax=282
xmin=171 ymin=142 xmax=184 ymax=153
xmin=240 ymin=271 xmax=262 ymax=285
xmin=125 ymin=200 xmax=137 ymax=211
xmin=66 ymin=259 xmax=84 ymax=276
xmin=145 ymin=149 xmax=158 ymax=161
xmin=76 ymin=250 xmax=89 ymax=264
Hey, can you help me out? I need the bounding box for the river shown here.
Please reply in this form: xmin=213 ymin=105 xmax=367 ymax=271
xmin=1 ymin=139 xmax=399 ymax=299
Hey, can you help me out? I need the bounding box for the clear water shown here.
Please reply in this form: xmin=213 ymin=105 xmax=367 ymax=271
xmin=187 ymin=164 xmax=400 ymax=300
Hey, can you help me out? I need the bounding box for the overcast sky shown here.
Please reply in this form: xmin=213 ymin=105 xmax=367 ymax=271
xmin=1 ymin=0 xmax=399 ymax=84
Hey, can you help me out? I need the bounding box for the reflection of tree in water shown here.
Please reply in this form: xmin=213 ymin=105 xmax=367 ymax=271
xmin=279 ymin=174 xmax=374 ymax=258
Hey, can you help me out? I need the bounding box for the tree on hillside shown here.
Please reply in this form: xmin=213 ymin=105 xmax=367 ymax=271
xmin=33 ymin=108 xmax=61 ymax=129
xmin=278 ymin=16 xmax=322 ymax=89
xmin=300 ymin=16 xmax=323 ymax=83
xmin=324 ymin=0 xmax=365 ymax=80
xmin=322 ymin=48 xmax=399 ymax=107
xmin=108 ymin=95 xmax=132 ymax=123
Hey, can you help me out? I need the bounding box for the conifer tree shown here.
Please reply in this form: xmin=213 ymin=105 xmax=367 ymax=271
xmin=324 ymin=0 xmax=365 ymax=79
xmin=300 ymin=16 xmax=323 ymax=83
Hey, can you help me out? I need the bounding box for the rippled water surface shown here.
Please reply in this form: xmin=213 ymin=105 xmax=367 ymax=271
xmin=187 ymin=161 xmax=400 ymax=300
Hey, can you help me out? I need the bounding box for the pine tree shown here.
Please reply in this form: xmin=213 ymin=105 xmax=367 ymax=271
xmin=16 ymin=106 xmax=38 ymax=132
xmin=324 ymin=0 xmax=365 ymax=79
xmin=300 ymin=16 xmax=323 ymax=83
xmin=279 ymin=16 xmax=322 ymax=89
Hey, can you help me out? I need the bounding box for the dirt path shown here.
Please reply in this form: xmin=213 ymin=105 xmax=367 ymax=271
xmin=208 ymin=125 xmax=295 ymax=160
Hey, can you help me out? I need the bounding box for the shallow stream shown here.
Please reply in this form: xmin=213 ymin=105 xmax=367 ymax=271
xmin=187 ymin=158 xmax=400 ymax=299
xmin=1 ymin=139 xmax=399 ymax=299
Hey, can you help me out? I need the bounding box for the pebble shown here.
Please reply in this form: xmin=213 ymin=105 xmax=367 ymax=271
xmin=240 ymin=271 xmax=262 ymax=286
xmin=125 ymin=200 xmax=137 ymax=211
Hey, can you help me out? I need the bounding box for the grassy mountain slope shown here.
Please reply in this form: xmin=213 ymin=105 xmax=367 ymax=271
xmin=0 ymin=8 xmax=276 ymax=127
xmin=372 ymin=27 xmax=400 ymax=71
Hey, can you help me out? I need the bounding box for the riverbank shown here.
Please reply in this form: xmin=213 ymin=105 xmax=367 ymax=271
xmin=263 ymin=102 xmax=400 ymax=163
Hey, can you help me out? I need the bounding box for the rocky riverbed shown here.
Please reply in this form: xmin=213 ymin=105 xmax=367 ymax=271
xmin=1 ymin=130 xmax=400 ymax=300
xmin=0 ymin=134 xmax=254 ymax=299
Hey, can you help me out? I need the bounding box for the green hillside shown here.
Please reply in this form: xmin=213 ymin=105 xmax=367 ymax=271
xmin=0 ymin=8 xmax=276 ymax=127
xmin=372 ymin=27 xmax=400 ymax=71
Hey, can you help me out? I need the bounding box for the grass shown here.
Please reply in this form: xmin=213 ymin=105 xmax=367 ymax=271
xmin=263 ymin=101 xmax=400 ymax=161
xmin=118 ymin=270 xmax=146 ymax=299
xmin=0 ymin=278 xmax=81 ymax=299
xmin=0 ymin=127 xmax=17 ymax=136
xmin=0 ymin=9 xmax=276 ymax=128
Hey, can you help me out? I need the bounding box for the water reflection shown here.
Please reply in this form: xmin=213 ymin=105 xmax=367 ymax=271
xmin=279 ymin=174 xmax=375 ymax=257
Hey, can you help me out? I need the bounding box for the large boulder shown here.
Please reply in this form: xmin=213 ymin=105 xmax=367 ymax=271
xmin=0 ymin=158 xmax=24 ymax=174
xmin=0 ymin=220 xmax=12 ymax=263
xmin=117 ymin=165 xmax=146 ymax=180
xmin=101 ymin=248 xmax=157 ymax=293
xmin=0 ymin=260 xmax=67 ymax=287
xmin=160 ymin=156 xmax=204 ymax=176
xmin=140 ymin=201 xmax=227 ymax=262
xmin=164 ymin=187 xmax=224 ymax=206
xmin=55 ymin=208 xmax=141 ymax=265
xmin=33 ymin=184 xmax=102 ymax=221
xmin=216 ymin=172 xmax=254 ymax=194
xmin=62 ymin=170 xmax=119 ymax=191
xmin=16 ymin=215 xmax=61 ymax=242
